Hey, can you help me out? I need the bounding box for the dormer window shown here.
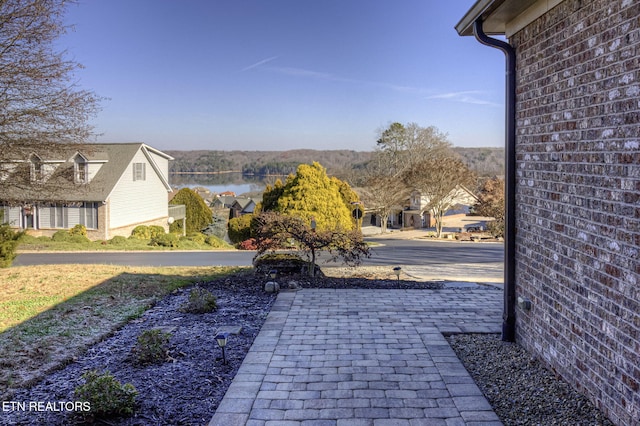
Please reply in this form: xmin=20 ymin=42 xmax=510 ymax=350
xmin=30 ymin=154 xmax=43 ymax=182
xmin=74 ymin=156 xmax=87 ymax=183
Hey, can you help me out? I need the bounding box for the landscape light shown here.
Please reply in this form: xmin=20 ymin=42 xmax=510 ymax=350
xmin=215 ymin=332 xmax=229 ymax=364
xmin=393 ymin=266 xmax=402 ymax=281
xmin=269 ymin=269 xmax=277 ymax=280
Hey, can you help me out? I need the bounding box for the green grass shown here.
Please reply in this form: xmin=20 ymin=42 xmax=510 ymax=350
xmin=0 ymin=264 xmax=247 ymax=398
xmin=17 ymin=233 xmax=233 ymax=252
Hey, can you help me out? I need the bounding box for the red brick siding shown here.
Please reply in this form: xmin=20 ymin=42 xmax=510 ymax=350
xmin=510 ymin=1 xmax=639 ymax=424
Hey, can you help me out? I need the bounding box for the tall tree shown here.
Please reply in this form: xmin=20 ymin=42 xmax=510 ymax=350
xmin=362 ymin=123 xmax=453 ymax=233
xmin=0 ymin=0 xmax=100 ymax=191
xmin=169 ymin=188 xmax=212 ymax=234
xmin=376 ymin=122 xmax=450 ymax=171
xmin=357 ymin=150 xmax=410 ymax=233
xmin=403 ymin=154 xmax=476 ymax=238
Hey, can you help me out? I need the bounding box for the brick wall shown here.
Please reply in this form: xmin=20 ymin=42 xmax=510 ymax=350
xmin=510 ymin=0 xmax=639 ymax=424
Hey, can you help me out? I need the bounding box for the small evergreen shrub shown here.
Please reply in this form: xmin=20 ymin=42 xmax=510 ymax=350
xmin=130 ymin=225 xmax=151 ymax=240
xmin=51 ymin=230 xmax=72 ymax=242
xmin=109 ymin=236 xmax=128 ymax=245
xmin=186 ymin=232 xmax=206 ymax=245
xmin=74 ymin=370 xmax=137 ymax=417
xmin=132 ymin=329 xmax=171 ymax=365
xmin=69 ymin=234 xmax=90 ymax=244
xmin=148 ymin=225 xmax=165 ymax=238
xmin=149 ymin=233 xmax=179 ymax=247
xmin=227 ymin=214 xmax=252 ymax=244
xmin=69 ymin=224 xmax=87 ymax=237
xmin=0 ymin=222 xmax=24 ymax=268
xmin=180 ymin=287 xmax=218 ymax=314
xmin=205 ymin=235 xmax=228 ymax=248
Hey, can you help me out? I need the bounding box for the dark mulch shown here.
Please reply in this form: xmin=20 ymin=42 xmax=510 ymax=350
xmin=3 ymin=270 xmax=441 ymax=426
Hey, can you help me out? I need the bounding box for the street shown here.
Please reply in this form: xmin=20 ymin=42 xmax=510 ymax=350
xmin=14 ymin=238 xmax=503 ymax=268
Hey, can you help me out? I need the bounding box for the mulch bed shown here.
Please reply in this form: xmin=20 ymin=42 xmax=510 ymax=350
xmin=4 ymin=270 xmax=440 ymax=425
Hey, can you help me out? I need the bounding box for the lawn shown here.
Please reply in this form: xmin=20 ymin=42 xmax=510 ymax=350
xmin=0 ymin=264 xmax=245 ymax=398
xmin=17 ymin=233 xmax=233 ymax=252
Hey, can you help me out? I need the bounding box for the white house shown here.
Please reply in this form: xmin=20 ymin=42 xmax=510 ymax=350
xmin=403 ymin=185 xmax=478 ymax=229
xmin=0 ymin=143 xmax=174 ymax=240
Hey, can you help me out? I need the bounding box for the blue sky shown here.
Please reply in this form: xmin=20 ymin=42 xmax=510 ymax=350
xmin=60 ymin=1 xmax=506 ymax=151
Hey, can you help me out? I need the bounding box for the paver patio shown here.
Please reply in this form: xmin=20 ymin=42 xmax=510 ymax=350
xmin=210 ymin=287 xmax=504 ymax=426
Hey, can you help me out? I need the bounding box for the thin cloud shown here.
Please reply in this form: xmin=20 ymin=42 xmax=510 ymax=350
xmin=253 ymin=61 xmax=433 ymax=97
xmin=240 ymin=56 xmax=279 ymax=72
xmin=270 ymin=66 xmax=337 ymax=81
xmin=426 ymin=90 xmax=500 ymax=106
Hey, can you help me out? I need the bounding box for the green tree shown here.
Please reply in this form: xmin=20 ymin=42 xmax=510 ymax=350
xmin=258 ymin=178 xmax=285 ymax=213
xmin=262 ymin=162 xmax=357 ymax=231
xmin=253 ymin=212 xmax=369 ymax=276
xmin=169 ymin=188 xmax=212 ymax=234
xmin=0 ymin=211 xmax=25 ymax=268
xmin=474 ymin=177 xmax=505 ymax=237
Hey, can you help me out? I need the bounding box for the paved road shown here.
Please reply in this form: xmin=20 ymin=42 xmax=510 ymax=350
xmin=13 ymin=239 xmax=503 ymax=268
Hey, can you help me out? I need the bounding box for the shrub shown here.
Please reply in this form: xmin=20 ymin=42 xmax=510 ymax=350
xmin=253 ymin=253 xmax=317 ymax=276
xmin=205 ymin=235 xmax=228 ymax=248
xmin=149 ymin=233 xmax=179 ymax=247
xmin=16 ymin=234 xmax=40 ymax=245
xmin=148 ymin=225 xmax=165 ymax=239
xmin=69 ymin=224 xmax=87 ymax=237
xmin=186 ymin=232 xmax=206 ymax=245
xmin=227 ymin=214 xmax=253 ymax=244
xmin=69 ymin=234 xmax=90 ymax=244
xmin=132 ymin=329 xmax=171 ymax=365
xmin=51 ymin=230 xmax=72 ymax=242
xmin=237 ymin=238 xmax=258 ymax=250
xmin=169 ymin=188 xmax=212 ymax=234
xmin=74 ymin=370 xmax=137 ymax=417
xmin=108 ymin=236 xmax=128 ymax=245
xmin=130 ymin=225 xmax=151 ymax=240
xmin=0 ymin=221 xmax=24 ymax=268
xmin=180 ymin=287 xmax=218 ymax=314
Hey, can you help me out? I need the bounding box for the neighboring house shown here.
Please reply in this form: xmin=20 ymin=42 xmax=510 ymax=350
xmin=403 ymin=185 xmax=478 ymax=229
xmin=229 ymin=197 xmax=260 ymax=218
xmin=191 ymin=186 xmax=215 ymax=205
xmin=0 ymin=143 xmax=174 ymax=240
xmin=457 ymin=1 xmax=639 ymax=425
xmin=211 ymin=195 xmax=237 ymax=210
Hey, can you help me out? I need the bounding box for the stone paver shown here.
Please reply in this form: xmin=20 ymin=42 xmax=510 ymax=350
xmin=210 ymin=288 xmax=503 ymax=425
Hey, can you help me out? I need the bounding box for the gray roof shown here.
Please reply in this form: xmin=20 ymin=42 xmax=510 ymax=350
xmin=1 ymin=143 xmax=173 ymax=203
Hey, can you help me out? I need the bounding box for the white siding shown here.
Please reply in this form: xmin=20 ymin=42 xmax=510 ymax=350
xmin=108 ymin=149 xmax=170 ymax=229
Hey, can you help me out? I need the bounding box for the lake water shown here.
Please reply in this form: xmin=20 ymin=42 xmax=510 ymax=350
xmin=171 ymin=173 xmax=267 ymax=195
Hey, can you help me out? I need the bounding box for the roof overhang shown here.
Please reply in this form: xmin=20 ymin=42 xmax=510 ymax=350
xmin=456 ymin=0 xmax=562 ymax=38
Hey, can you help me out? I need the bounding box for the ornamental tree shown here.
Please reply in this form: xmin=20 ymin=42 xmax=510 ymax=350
xmin=252 ymin=211 xmax=370 ymax=276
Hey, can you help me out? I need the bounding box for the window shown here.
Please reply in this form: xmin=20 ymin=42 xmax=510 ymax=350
xmin=75 ymin=157 xmax=87 ymax=183
xmin=30 ymin=155 xmax=43 ymax=182
xmin=38 ymin=202 xmax=98 ymax=230
xmin=133 ymin=163 xmax=146 ymax=181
